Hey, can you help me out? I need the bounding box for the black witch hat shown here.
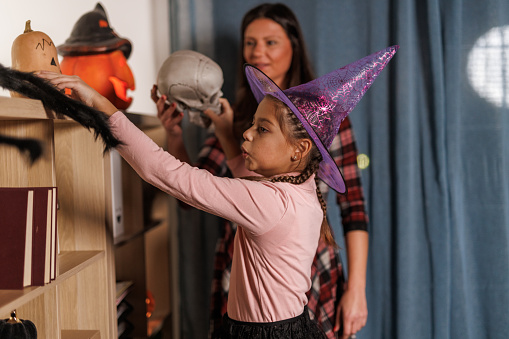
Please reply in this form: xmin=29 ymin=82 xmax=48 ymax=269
xmin=57 ymin=3 xmax=132 ymax=58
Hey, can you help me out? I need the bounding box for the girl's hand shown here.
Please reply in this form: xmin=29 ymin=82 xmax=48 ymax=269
xmin=151 ymin=85 xmax=184 ymax=138
xmin=37 ymin=71 xmax=117 ymax=116
xmin=335 ymin=284 xmax=368 ymax=339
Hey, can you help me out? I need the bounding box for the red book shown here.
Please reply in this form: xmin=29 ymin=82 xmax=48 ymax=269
xmin=50 ymin=187 xmax=58 ymax=280
xmin=44 ymin=189 xmax=53 ymax=284
xmin=31 ymin=188 xmax=51 ymax=286
xmin=0 ymin=188 xmax=34 ymax=289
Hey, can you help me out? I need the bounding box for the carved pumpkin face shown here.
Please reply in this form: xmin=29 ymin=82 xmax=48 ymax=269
xmin=60 ymin=50 xmax=135 ymax=110
xmin=11 ymin=21 xmax=61 ymax=74
xmin=11 ymin=20 xmax=61 ymax=98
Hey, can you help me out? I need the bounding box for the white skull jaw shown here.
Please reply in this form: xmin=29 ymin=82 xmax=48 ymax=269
xmin=157 ymin=50 xmax=224 ymax=128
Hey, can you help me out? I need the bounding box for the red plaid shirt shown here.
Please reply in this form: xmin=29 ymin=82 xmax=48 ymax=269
xmin=201 ymin=116 xmax=368 ymax=339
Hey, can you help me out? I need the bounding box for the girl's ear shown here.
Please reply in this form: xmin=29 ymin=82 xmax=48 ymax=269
xmin=294 ymin=138 xmax=313 ymax=160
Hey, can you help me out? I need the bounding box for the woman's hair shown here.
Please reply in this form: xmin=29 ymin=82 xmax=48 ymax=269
xmin=265 ymin=95 xmax=337 ymax=248
xmin=233 ymin=3 xmax=315 ymax=139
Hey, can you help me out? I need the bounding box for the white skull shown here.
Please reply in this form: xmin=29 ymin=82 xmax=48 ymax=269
xmin=157 ymin=50 xmax=224 ymax=128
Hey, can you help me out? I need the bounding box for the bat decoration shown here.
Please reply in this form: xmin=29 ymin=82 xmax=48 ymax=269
xmin=0 ymin=63 xmax=121 ymax=151
xmin=0 ymin=134 xmax=43 ymax=163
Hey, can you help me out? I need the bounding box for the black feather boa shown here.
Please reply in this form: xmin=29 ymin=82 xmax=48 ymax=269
xmin=0 ymin=63 xmax=121 ymax=151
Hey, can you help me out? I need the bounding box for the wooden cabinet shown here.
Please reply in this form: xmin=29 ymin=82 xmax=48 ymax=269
xmin=0 ymin=98 xmax=174 ymax=338
xmin=0 ymin=97 xmax=117 ymax=338
xmin=113 ymin=113 xmax=173 ymax=338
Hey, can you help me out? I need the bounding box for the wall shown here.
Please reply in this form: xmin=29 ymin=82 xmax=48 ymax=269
xmin=0 ymin=0 xmax=171 ymax=115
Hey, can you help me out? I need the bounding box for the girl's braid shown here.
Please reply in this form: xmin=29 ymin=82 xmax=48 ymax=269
xmin=269 ymin=158 xmax=318 ymax=185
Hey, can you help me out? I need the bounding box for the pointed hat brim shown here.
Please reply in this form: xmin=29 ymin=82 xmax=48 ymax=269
xmin=245 ymin=45 xmax=398 ymax=193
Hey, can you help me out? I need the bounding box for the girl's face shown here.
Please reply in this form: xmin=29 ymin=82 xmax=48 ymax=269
xmin=242 ymin=97 xmax=299 ymax=177
xmin=243 ymin=18 xmax=293 ymax=89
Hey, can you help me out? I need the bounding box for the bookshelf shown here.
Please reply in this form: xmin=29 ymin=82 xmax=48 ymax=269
xmin=0 ymin=96 xmax=117 ymax=338
xmin=113 ymin=113 xmax=172 ymax=338
xmin=0 ymin=98 xmax=174 ymax=338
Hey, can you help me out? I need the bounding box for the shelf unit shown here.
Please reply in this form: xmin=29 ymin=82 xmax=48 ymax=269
xmin=0 ymin=98 xmax=174 ymax=338
xmin=0 ymin=96 xmax=117 ymax=338
xmin=113 ymin=113 xmax=172 ymax=338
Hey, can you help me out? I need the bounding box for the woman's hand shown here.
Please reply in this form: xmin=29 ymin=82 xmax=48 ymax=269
xmin=37 ymin=71 xmax=117 ymax=116
xmin=203 ymin=98 xmax=234 ymax=140
xmin=151 ymin=85 xmax=190 ymax=162
xmin=151 ymin=85 xmax=184 ymax=138
xmin=336 ymin=283 xmax=368 ymax=339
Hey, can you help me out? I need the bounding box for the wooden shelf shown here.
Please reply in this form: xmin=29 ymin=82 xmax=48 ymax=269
xmin=58 ymin=251 xmax=104 ymax=278
xmin=113 ymin=118 xmax=173 ymax=338
xmin=0 ymin=251 xmax=103 ymax=316
xmin=0 ymin=98 xmax=173 ymax=338
xmin=0 ymin=97 xmax=52 ymax=120
xmin=61 ymin=329 xmax=100 ymax=339
xmin=0 ymin=97 xmax=117 ymax=339
xmin=114 ymin=219 xmax=162 ymax=247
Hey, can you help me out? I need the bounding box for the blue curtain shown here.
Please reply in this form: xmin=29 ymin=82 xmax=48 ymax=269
xmin=169 ymin=0 xmax=509 ymax=338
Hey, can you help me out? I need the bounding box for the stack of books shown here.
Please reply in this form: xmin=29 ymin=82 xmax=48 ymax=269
xmin=116 ymin=281 xmax=134 ymax=338
xmin=0 ymin=187 xmax=58 ymax=289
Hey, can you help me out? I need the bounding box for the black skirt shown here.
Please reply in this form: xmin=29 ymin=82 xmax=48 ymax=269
xmin=212 ymin=307 xmax=327 ymax=339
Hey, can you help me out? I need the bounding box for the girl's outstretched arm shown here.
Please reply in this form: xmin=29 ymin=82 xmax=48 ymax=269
xmin=37 ymin=72 xmax=290 ymax=235
xmin=37 ymin=71 xmax=118 ymax=116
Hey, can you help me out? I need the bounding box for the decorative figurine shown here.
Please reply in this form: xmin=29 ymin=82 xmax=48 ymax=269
xmin=10 ymin=20 xmax=61 ymax=98
xmin=57 ymin=3 xmax=135 ymax=110
xmin=0 ymin=310 xmax=37 ymax=339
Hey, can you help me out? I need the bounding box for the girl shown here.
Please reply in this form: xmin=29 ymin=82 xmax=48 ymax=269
xmin=154 ymin=4 xmax=371 ymax=337
xmin=40 ymin=45 xmax=397 ymax=338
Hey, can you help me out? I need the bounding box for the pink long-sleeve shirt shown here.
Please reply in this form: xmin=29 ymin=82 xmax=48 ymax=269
xmin=109 ymin=112 xmax=322 ymax=322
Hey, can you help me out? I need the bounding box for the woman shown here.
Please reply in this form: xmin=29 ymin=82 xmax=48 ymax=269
xmin=153 ymin=3 xmax=369 ymax=338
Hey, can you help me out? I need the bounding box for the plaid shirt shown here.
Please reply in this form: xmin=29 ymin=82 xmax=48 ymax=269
xmin=201 ymin=116 xmax=368 ymax=339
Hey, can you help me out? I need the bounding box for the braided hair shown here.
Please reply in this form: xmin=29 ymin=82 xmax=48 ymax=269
xmin=263 ymin=95 xmax=337 ymax=248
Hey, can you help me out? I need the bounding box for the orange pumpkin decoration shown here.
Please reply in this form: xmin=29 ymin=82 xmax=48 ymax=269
xmin=57 ymin=3 xmax=135 ymax=110
xmin=60 ymin=50 xmax=135 ymax=110
xmin=11 ymin=20 xmax=61 ymax=98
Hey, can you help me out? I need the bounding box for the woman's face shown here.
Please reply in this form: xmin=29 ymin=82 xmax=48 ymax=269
xmin=243 ymin=18 xmax=293 ymax=89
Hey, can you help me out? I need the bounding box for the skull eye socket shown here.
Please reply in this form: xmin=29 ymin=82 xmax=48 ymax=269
xmin=209 ymin=92 xmax=220 ymax=104
xmin=169 ymin=85 xmax=202 ymax=108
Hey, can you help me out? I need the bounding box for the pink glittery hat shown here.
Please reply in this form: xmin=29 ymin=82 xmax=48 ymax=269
xmin=245 ymin=45 xmax=399 ymax=193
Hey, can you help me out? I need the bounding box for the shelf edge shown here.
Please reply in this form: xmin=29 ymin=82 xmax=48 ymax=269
xmin=0 ymin=250 xmax=104 ymax=315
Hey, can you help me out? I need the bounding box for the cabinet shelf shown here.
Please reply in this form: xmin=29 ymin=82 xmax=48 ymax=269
xmin=113 ymin=116 xmax=173 ymax=338
xmin=61 ymin=329 xmax=100 ymax=339
xmin=0 ymin=96 xmax=52 ymax=120
xmin=0 ymin=97 xmax=117 ymax=338
xmin=0 ymin=250 xmax=104 ymax=315
xmin=0 ymin=98 xmax=173 ymax=338
xmin=114 ymin=219 xmax=162 ymax=247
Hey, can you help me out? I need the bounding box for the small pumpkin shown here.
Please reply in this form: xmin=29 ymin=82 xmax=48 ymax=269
xmin=0 ymin=310 xmax=37 ymax=339
xmin=60 ymin=50 xmax=135 ymax=110
xmin=10 ymin=20 xmax=61 ymax=98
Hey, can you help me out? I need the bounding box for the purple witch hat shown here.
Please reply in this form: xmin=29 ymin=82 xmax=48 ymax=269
xmin=245 ymin=45 xmax=399 ymax=193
